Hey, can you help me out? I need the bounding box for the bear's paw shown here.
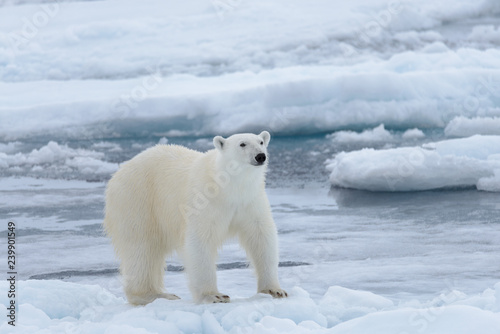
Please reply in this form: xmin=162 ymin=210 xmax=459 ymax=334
xmin=202 ymin=293 xmax=231 ymax=303
xmin=158 ymin=292 xmax=181 ymax=300
xmin=261 ymin=288 xmax=288 ymax=298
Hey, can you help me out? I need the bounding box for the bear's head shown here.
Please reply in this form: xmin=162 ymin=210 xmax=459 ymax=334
xmin=213 ymin=131 xmax=271 ymax=167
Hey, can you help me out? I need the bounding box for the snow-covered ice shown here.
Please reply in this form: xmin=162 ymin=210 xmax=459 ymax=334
xmin=327 ymin=135 xmax=500 ymax=192
xmin=327 ymin=124 xmax=393 ymax=144
xmin=1 ymin=280 xmax=500 ymax=333
xmin=0 ymin=141 xmax=119 ymax=179
xmin=1 ymin=0 xmax=500 ymax=140
xmin=477 ymin=169 xmax=500 ymax=192
xmin=402 ymin=128 xmax=426 ymax=140
xmin=444 ymin=116 xmax=500 ymax=137
xmin=1 ymin=0 xmax=500 ymax=332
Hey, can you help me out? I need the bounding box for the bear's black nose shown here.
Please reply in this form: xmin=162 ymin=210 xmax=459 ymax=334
xmin=255 ymin=153 xmax=266 ymax=164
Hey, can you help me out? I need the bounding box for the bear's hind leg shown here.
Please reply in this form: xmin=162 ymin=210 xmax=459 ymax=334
xmin=120 ymin=245 xmax=179 ymax=305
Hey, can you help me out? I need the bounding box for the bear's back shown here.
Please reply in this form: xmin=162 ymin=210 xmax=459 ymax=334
xmin=142 ymin=143 xmax=201 ymax=162
xmin=119 ymin=144 xmax=203 ymax=175
xmin=104 ymin=144 xmax=206 ymax=237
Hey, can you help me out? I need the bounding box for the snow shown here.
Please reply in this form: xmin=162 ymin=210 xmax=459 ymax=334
xmin=326 ymin=125 xmax=426 ymax=148
xmin=2 ymin=0 xmax=500 ymax=332
xmin=157 ymin=137 xmax=169 ymax=145
xmin=327 ymin=135 xmax=500 ymax=192
xmin=318 ymin=286 xmax=393 ymax=326
xmin=477 ymin=169 xmax=500 ymax=192
xmin=0 ymin=141 xmax=118 ymax=179
xmin=3 ymin=55 xmax=500 ymax=139
xmin=329 ymin=305 xmax=500 ymax=334
xmin=1 ymin=280 xmax=499 ymax=333
xmin=445 ymin=116 xmax=500 ymax=137
xmin=327 ymin=124 xmax=393 ymax=144
xmin=468 ymin=25 xmax=500 ymax=45
xmin=402 ymin=128 xmax=426 ymax=140
xmin=1 ymin=0 xmax=500 ymax=140
xmin=92 ymin=141 xmax=123 ymax=152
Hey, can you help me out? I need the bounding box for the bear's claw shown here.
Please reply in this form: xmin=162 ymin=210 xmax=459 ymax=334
xmin=262 ymin=288 xmax=288 ymax=298
xmin=158 ymin=293 xmax=180 ymax=300
xmin=203 ymin=293 xmax=231 ymax=303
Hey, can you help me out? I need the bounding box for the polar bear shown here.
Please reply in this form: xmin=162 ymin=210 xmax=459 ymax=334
xmin=103 ymin=131 xmax=287 ymax=305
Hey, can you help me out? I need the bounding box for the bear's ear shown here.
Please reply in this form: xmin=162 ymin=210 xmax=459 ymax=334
xmin=259 ymin=131 xmax=271 ymax=147
xmin=213 ymin=136 xmax=226 ymax=151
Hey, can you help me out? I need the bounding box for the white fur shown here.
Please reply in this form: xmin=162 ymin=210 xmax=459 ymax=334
xmin=103 ymin=131 xmax=286 ymax=304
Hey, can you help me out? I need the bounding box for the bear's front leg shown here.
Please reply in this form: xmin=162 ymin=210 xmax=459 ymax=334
xmin=237 ymin=208 xmax=288 ymax=299
xmin=184 ymin=224 xmax=230 ymax=303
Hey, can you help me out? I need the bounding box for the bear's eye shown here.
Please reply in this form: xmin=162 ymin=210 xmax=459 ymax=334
xmin=240 ymin=143 xmax=246 ymax=147
xmin=260 ymin=141 xmax=264 ymax=145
